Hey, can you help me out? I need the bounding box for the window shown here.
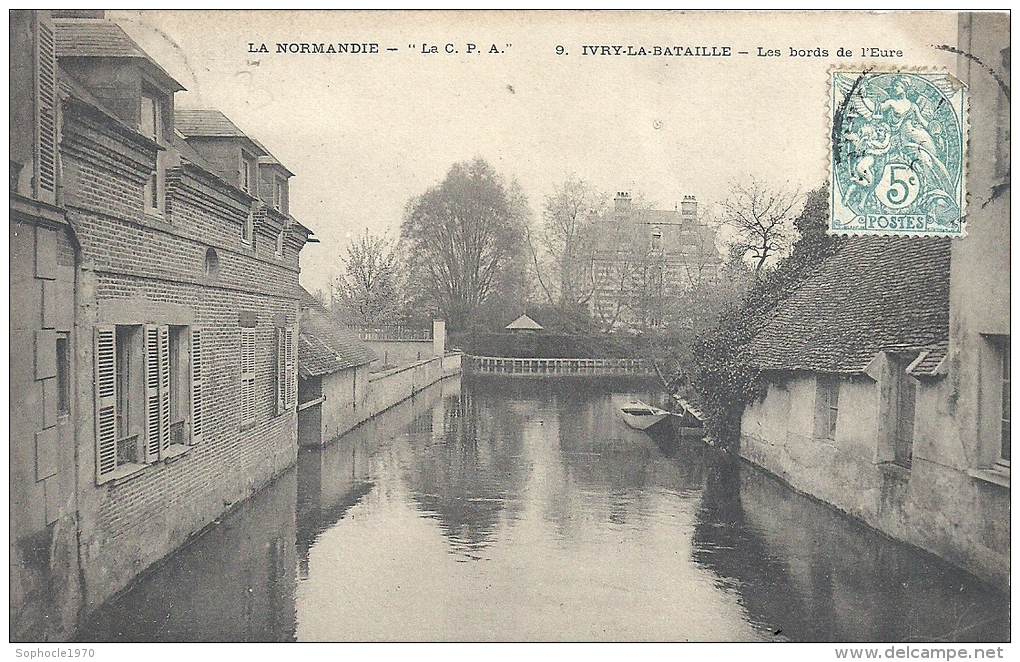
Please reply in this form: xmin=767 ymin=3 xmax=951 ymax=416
xmin=240 ymin=327 xmax=256 ymax=425
xmin=115 ymin=326 xmax=140 ymax=464
xmin=274 ymin=326 xmax=295 ymax=415
xmin=241 ymin=153 xmax=256 ymax=196
xmin=56 ymin=333 xmax=69 ymax=416
xmin=651 ymin=228 xmax=662 ymax=250
xmin=275 ymin=229 xmax=285 ymax=258
xmin=272 ymin=176 xmax=289 ymax=214
xmin=141 ymin=91 xmax=165 ymax=216
xmin=816 ymin=375 xmax=840 ymax=440
xmin=243 ymin=210 xmax=254 ymax=244
xmin=168 ymin=326 xmax=188 ymax=446
xmin=94 ymin=324 xmax=203 ymax=482
xmin=140 ymin=94 xmax=160 ymax=142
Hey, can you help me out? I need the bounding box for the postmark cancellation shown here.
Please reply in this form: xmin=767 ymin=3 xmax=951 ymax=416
xmin=829 ymin=70 xmax=968 ymax=237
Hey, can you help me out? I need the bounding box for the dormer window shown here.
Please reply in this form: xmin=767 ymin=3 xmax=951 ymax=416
xmin=140 ymin=92 xmax=161 ymax=143
xmin=241 ymin=154 xmax=256 ymax=196
xmin=272 ymin=176 xmax=285 ymax=212
xmin=141 ymin=90 xmax=165 ymax=216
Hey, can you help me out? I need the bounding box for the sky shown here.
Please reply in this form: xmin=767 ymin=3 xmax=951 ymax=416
xmin=110 ymin=10 xmax=959 ymax=296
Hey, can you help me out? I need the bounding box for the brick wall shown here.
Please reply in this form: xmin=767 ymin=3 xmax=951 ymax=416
xmin=63 ymin=104 xmax=306 ymax=613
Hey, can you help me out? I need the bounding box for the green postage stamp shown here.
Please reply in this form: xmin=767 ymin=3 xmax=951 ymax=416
xmin=829 ymin=70 xmax=968 ymax=236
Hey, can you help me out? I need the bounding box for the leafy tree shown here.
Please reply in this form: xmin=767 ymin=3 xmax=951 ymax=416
xmin=723 ymin=178 xmax=803 ymax=278
xmin=330 ymin=230 xmax=403 ymax=326
xmin=672 ymin=185 xmax=842 ymax=446
xmin=401 ymin=158 xmax=529 ymax=330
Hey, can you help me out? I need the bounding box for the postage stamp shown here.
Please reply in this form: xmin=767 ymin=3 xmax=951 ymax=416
xmin=829 ymin=70 xmax=968 ymax=236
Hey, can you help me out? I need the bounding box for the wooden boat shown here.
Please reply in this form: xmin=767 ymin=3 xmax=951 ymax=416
xmin=620 ymin=400 xmax=673 ymax=430
xmin=671 ymin=397 xmax=706 ymax=438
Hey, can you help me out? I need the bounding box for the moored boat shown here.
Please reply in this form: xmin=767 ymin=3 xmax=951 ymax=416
xmin=620 ymin=400 xmax=672 ymax=430
xmin=672 ymin=397 xmax=706 ymax=437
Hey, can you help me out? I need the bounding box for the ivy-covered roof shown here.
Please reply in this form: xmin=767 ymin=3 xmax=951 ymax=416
xmin=743 ymin=237 xmax=950 ymax=374
xmin=297 ymin=288 xmax=376 ymax=378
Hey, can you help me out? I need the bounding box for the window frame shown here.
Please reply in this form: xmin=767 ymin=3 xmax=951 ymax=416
xmin=240 ymin=326 xmax=257 ymax=427
xmin=242 ymin=153 xmax=255 ymax=196
xmin=140 ymin=88 xmax=167 ymax=219
xmin=95 ymin=323 xmax=200 ymax=484
xmin=242 ymin=209 xmax=255 ymax=245
xmin=55 ymin=332 xmax=70 ymax=417
xmin=815 ymin=374 xmax=840 ymax=441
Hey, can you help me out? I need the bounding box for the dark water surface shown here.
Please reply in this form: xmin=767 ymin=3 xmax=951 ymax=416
xmin=77 ymin=376 xmax=1010 ymax=642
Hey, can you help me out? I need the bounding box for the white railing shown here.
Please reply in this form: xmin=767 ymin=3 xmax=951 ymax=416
xmin=464 ymin=355 xmax=654 ymax=377
xmin=351 ymin=325 xmax=432 ymax=341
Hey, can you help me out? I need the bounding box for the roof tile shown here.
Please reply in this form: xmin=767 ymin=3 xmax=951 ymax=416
xmin=743 ymin=237 xmax=950 ymax=374
xmin=297 ymin=288 xmax=376 ymax=378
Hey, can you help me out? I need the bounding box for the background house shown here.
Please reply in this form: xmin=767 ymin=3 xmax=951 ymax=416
xmin=590 ymin=193 xmax=721 ymax=331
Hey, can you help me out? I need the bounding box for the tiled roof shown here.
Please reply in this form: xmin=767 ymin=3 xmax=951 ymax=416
xmin=54 ymin=19 xmax=184 ymax=91
xmin=907 ymin=341 xmax=949 ymax=378
xmin=55 ymin=19 xmax=148 ymax=58
xmin=297 ymin=288 xmax=376 ymax=378
xmin=176 ymin=110 xmax=294 ymax=176
xmin=743 ymin=237 xmax=950 ymax=374
xmin=175 ymin=109 xmax=248 ymax=138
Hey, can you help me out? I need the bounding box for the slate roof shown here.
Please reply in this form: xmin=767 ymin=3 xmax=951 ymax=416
xmin=297 ymin=288 xmax=376 ymax=378
xmin=743 ymin=237 xmax=950 ymax=374
xmin=176 ymin=109 xmax=294 ymax=176
xmin=54 ymin=19 xmax=184 ymax=91
xmin=175 ymin=109 xmax=248 ymax=138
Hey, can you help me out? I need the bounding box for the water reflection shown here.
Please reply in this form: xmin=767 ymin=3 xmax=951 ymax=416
xmin=693 ymin=459 xmax=1011 ymax=642
xmin=403 ymin=385 xmax=529 ymax=558
xmin=76 ymin=471 xmax=298 ymax=642
xmin=74 ymin=375 xmax=1009 ymax=642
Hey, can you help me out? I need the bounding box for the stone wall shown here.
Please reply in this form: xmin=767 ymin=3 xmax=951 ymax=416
xmin=741 ymin=369 xmax=1009 ymax=587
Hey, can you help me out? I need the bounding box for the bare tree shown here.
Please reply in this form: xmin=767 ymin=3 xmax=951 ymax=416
xmin=401 ymin=158 xmax=529 ymax=330
xmin=533 ymin=176 xmax=608 ymax=309
xmin=330 ymin=230 xmax=402 ymax=325
xmin=723 ymin=178 xmax=802 ymax=278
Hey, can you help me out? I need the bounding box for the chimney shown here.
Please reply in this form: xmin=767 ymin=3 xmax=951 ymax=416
xmin=614 ymin=191 xmax=632 ymax=212
xmin=681 ymin=195 xmax=697 ymax=218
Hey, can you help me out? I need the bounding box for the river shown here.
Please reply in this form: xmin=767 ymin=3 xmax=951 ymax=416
xmin=76 ymin=376 xmax=1009 ymax=642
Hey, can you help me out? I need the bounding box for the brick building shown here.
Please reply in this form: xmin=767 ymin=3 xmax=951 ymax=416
xmin=590 ymin=193 xmax=722 ymax=331
xmin=10 ymin=11 xmax=314 ymax=639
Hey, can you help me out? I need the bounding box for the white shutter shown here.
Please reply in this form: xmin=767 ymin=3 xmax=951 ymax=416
xmin=143 ymin=325 xmax=162 ymax=463
xmin=275 ymin=327 xmax=285 ymax=415
xmin=35 ymin=15 xmax=57 ymax=201
xmin=190 ymin=327 xmax=203 ymax=444
xmin=95 ymin=326 xmax=117 ymax=480
xmin=240 ymin=328 xmax=256 ymax=423
xmin=159 ymin=325 xmax=170 ymax=452
xmin=285 ymin=326 xmax=295 ymax=409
